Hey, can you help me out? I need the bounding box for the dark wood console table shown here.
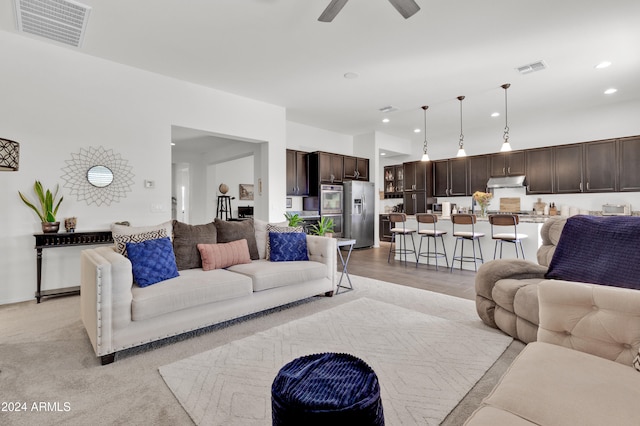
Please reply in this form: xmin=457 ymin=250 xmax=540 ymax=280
xmin=34 ymin=230 xmax=113 ymax=303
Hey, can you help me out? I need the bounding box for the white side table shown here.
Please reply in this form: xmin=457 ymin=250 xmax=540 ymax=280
xmin=336 ymin=238 xmax=356 ymax=294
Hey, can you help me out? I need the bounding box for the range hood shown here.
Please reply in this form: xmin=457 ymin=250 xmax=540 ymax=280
xmin=486 ymin=175 xmax=526 ymax=188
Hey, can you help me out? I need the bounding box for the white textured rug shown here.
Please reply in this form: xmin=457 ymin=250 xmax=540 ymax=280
xmin=159 ymin=296 xmax=512 ymax=425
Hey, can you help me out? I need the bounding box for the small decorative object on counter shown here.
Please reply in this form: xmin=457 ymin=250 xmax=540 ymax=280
xmin=472 ymin=191 xmax=493 ymax=217
xmin=533 ymin=198 xmax=547 ymax=215
xmin=64 ymin=217 xmax=77 ymax=232
xmin=549 ymin=203 xmax=557 ymax=216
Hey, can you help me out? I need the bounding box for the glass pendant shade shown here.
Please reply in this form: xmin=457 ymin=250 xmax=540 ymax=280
xmin=456 ymin=147 xmax=467 ymax=157
xmin=500 ymin=141 xmax=512 ymax=152
xmin=421 ymin=152 xmax=430 ymax=161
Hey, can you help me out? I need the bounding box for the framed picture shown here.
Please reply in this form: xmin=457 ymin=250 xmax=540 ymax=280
xmin=239 ymin=184 xmax=254 ymax=200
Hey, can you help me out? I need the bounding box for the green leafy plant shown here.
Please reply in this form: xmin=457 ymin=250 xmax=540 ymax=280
xmin=309 ymin=216 xmax=334 ymax=236
xmin=18 ymin=181 xmax=64 ymax=223
xmin=284 ymin=212 xmax=304 ymax=227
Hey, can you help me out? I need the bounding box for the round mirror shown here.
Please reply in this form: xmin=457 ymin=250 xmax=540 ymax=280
xmin=87 ymin=165 xmax=114 ymax=188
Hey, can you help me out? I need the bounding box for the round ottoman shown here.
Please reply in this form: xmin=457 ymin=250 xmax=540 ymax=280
xmin=271 ymin=352 xmax=384 ymax=425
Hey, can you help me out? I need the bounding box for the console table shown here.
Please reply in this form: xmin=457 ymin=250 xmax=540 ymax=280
xmin=34 ymin=230 xmax=113 ymax=303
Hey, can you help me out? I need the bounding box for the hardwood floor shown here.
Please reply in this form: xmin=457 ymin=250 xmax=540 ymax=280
xmin=342 ymin=242 xmax=478 ymax=301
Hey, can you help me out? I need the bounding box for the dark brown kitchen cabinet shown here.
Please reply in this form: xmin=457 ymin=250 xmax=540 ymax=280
xmin=468 ymin=155 xmax=490 ymax=194
xmin=379 ymin=214 xmax=392 ymax=242
xmin=343 ymin=156 xmax=369 ymax=181
xmin=309 ymin=152 xmax=344 ymax=189
xmin=404 ymin=161 xmax=429 ymax=192
xmin=525 ymin=147 xmax=554 ymax=194
xmin=404 ymin=191 xmax=428 ymax=216
xmin=384 ymin=164 xmax=404 ymax=198
xmin=554 ymin=144 xmax=584 ymax=193
xmin=490 ymin=151 xmax=525 ymax=177
xmin=433 ymin=158 xmax=467 ymax=197
xmin=619 ymin=137 xmax=640 ymax=192
xmin=584 ymin=140 xmax=617 ymax=192
xmin=286 ymin=149 xmax=308 ymax=195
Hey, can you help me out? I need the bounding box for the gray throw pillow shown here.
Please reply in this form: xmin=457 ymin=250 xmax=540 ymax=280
xmin=214 ymin=218 xmax=259 ymax=260
xmin=172 ymin=220 xmax=217 ymax=270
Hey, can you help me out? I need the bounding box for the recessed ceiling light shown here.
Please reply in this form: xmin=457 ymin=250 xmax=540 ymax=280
xmin=344 ymin=72 xmax=359 ymax=79
xmin=491 ymin=112 xmax=500 ymax=117
xmin=414 ymin=128 xmax=421 ymax=133
xmin=595 ymin=61 xmax=612 ymax=69
xmin=382 ymin=118 xmax=390 ymax=123
xmin=604 ymin=88 xmax=617 ymax=95
xmin=171 ymin=142 xmax=176 ymax=146
xmin=380 ymin=152 xmax=387 ymax=156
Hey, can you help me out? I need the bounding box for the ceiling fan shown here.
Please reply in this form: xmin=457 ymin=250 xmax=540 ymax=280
xmin=318 ymin=0 xmax=420 ymax=22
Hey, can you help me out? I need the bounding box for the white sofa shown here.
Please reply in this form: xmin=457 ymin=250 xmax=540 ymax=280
xmin=80 ymin=219 xmax=336 ymax=365
xmin=465 ymin=280 xmax=640 ymax=425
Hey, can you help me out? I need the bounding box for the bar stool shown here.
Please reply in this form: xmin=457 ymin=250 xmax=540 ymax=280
xmin=415 ymin=213 xmax=449 ymax=270
xmin=387 ymin=213 xmax=417 ymax=266
xmin=489 ymin=214 xmax=528 ymax=259
xmin=450 ymin=213 xmax=485 ymax=272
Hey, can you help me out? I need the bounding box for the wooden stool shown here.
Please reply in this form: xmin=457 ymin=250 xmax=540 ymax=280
xmin=489 ymin=214 xmax=528 ymax=259
xmin=450 ymin=213 xmax=485 ymax=272
xmin=387 ymin=213 xmax=417 ymax=266
xmin=415 ymin=213 xmax=449 ymax=270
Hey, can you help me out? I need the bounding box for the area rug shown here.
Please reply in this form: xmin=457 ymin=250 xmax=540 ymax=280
xmin=159 ymin=297 xmax=512 ymax=425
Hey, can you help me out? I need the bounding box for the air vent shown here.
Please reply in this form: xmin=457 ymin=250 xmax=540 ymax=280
xmin=516 ymin=60 xmax=547 ymax=75
xmin=15 ymin=0 xmax=91 ymax=47
xmin=379 ymin=105 xmax=398 ymax=113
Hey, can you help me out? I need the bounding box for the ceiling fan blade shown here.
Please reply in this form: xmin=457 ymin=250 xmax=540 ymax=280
xmin=318 ymin=0 xmax=349 ymax=22
xmin=388 ymin=0 xmax=420 ymax=19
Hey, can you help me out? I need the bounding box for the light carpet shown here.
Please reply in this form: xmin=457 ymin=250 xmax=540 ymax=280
xmin=159 ymin=297 xmax=512 ymax=425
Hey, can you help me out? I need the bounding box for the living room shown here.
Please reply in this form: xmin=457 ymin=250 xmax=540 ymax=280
xmin=1 ymin=0 xmax=640 ymax=424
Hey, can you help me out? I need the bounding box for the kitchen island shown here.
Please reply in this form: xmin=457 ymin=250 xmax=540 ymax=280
xmin=394 ymin=214 xmax=550 ymax=271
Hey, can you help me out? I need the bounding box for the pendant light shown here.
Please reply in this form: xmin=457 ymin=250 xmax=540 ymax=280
xmin=456 ymin=96 xmax=467 ymax=157
xmin=420 ymin=105 xmax=430 ymax=162
xmin=500 ymin=83 xmax=512 ymax=152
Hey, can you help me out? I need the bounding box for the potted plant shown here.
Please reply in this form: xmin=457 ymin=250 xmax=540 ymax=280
xmin=284 ymin=212 xmax=304 ymax=227
xmin=19 ymin=181 xmax=64 ymax=233
xmin=309 ymin=216 xmax=334 ymax=237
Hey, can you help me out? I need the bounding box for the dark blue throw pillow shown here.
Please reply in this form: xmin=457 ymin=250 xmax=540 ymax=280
xmin=126 ymin=237 xmax=179 ymax=287
xmin=269 ymin=232 xmax=309 ymax=262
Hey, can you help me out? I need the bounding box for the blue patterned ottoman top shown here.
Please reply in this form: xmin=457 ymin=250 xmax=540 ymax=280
xmin=271 ymin=352 xmax=384 ymax=425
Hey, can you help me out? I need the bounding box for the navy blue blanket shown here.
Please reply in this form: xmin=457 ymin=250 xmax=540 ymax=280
xmin=545 ymin=215 xmax=640 ymax=290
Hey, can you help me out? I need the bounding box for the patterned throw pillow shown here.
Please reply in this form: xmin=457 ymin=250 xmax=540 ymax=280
xmin=111 ymin=221 xmax=173 ymax=256
xmin=265 ymin=224 xmax=304 ymax=260
xmin=125 ymin=237 xmax=179 ymax=287
xmin=197 ymin=239 xmax=252 ymax=271
xmin=269 ymin=232 xmax=309 ymax=262
xmin=634 ymin=348 xmax=640 ymax=372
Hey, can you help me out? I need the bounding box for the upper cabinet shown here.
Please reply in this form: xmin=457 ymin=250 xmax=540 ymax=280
xmin=343 ymin=155 xmax=369 ymax=181
xmin=404 ymin=160 xmax=430 ymax=192
xmin=525 ymin=147 xmax=554 ymax=194
xmin=286 ymin=149 xmax=309 ymax=196
xmin=433 ymin=158 xmax=467 ymax=197
xmin=584 ymin=140 xmax=617 ymax=192
xmin=490 ymin=151 xmax=525 ymax=177
xmin=619 ymin=137 xmax=640 ymax=192
xmin=467 ymin=155 xmax=491 ymax=194
xmin=384 ymin=164 xmax=404 ymax=198
xmin=554 ymin=144 xmax=584 ymax=193
xmin=318 ymin=152 xmax=343 ymax=184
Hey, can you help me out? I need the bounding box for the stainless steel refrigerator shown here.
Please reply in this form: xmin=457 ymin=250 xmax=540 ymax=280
xmin=343 ymin=181 xmax=375 ymax=248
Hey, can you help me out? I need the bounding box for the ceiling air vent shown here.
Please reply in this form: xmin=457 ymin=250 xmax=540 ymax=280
xmin=14 ymin=0 xmax=91 ymax=48
xmin=516 ymin=60 xmax=547 ymax=75
xmin=379 ymin=106 xmax=398 ymax=113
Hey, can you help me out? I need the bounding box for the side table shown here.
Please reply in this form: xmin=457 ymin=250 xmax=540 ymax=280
xmin=34 ymin=231 xmax=113 ymax=303
xmin=336 ymin=238 xmax=356 ymax=294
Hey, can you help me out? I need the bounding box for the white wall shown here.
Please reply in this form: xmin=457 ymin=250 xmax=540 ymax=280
xmin=209 ymin=156 xmax=255 ymax=220
xmin=0 ymin=31 xmax=286 ymax=305
xmin=287 ymin=121 xmax=353 ymax=155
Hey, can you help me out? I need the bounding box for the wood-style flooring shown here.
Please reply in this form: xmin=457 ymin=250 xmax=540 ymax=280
xmin=342 ymin=242 xmax=478 ymax=301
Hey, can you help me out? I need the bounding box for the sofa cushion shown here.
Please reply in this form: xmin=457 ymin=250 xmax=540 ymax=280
xmin=131 ymin=268 xmax=253 ymax=321
xmin=126 ymin=237 xmax=179 ymax=287
xmin=172 ymin=220 xmax=217 ymax=270
xmin=214 ymin=218 xmax=259 ymax=260
xmin=269 ymin=232 xmax=309 ymax=262
xmin=491 ymin=278 xmax=542 ymax=315
xmin=634 ymin=348 xmax=640 ymax=372
xmin=228 ymin=259 xmax=326 ymax=292
xmin=197 ymin=239 xmax=251 ymax=270
xmin=265 ymin=223 xmax=304 ymax=260
xmin=111 ymin=221 xmax=172 ymax=256
xmin=480 ymin=342 xmax=640 ymax=426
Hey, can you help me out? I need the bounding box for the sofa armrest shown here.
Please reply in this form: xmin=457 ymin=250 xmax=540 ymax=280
xmin=538 ymin=280 xmax=640 ymax=366
xmin=80 ymin=246 xmax=134 ymax=357
xmin=306 ymin=235 xmax=337 ymax=289
xmin=475 ymin=259 xmax=548 ymax=328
